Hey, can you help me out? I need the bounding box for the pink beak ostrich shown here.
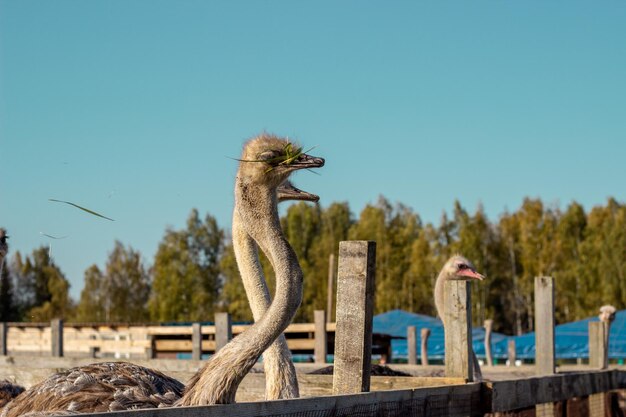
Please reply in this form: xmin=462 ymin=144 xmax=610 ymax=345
xmin=434 ymin=255 xmax=485 ymax=381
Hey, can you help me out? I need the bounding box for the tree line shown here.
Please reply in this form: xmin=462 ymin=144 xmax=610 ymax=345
xmin=1 ymin=198 xmax=624 ymax=335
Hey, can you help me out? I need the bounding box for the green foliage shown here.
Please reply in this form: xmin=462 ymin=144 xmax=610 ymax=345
xmin=8 ymin=247 xmax=74 ymax=321
xmin=149 ymin=209 xmax=224 ymax=322
xmin=5 ymin=196 xmax=625 ymax=337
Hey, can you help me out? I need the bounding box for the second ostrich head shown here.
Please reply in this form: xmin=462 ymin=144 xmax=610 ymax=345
xmin=599 ymin=305 xmax=617 ymax=324
xmin=434 ymin=255 xmax=485 ymax=321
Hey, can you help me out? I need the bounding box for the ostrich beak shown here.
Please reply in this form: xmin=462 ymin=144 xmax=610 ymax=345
xmin=459 ymin=269 xmax=485 ymax=281
xmin=290 ymin=153 xmax=325 ymax=170
xmin=277 ymin=181 xmax=320 ymax=203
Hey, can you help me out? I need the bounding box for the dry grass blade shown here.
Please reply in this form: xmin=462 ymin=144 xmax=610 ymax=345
xmin=48 ymin=199 xmax=115 ymax=221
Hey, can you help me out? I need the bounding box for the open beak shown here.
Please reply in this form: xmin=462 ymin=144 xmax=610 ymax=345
xmin=277 ymin=181 xmax=320 ymax=203
xmin=459 ymin=269 xmax=485 ymax=281
xmin=289 ymin=153 xmax=325 ymax=170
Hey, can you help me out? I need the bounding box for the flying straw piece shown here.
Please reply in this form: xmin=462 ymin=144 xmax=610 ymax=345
xmin=40 ymin=232 xmax=69 ymax=240
xmin=49 ymin=199 xmax=115 ymax=221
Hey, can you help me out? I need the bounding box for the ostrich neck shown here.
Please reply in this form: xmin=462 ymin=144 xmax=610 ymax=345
xmin=232 ymin=209 xmax=300 ymax=399
xmin=434 ymin=270 xmax=446 ymax=321
xmin=178 ymin=178 xmax=303 ymax=405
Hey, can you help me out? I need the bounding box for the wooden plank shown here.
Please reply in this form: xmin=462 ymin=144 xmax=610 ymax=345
xmin=534 ymin=276 xmax=555 ymax=376
xmin=444 ymin=280 xmax=472 ymax=381
xmin=490 ymin=370 xmax=621 ymax=412
xmin=327 ymin=253 xmax=335 ymax=323
xmin=215 ymin=313 xmax=232 ymax=352
xmin=407 ymin=326 xmax=417 ymax=365
xmin=332 ymin=240 xmax=376 ymax=395
xmin=192 ymin=323 xmax=202 ymax=361
xmin=484 ymin=319 xmax=493 ymax=366
xmin=588 ymin=321 xmax=606 ymax=369
xmin=314 ymin=310 xmax=327 ymax=364
xmin=420 ymin=328 xmax=431 ymax=366
xmin=72 ymin=381 xmax=484 ymax=417
xmin=51 ymin=319 xmax=63 ymax=357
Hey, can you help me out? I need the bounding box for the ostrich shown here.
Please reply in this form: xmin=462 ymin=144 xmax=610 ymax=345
xmin=232 ymin=180 xmax=318 ymax=400
xmin=434 ymin=255 xmax=485 ymax=381
xmin=599 ymin=304 xmax=617 ymax=352
xmin=1 ymin=134 xmax=324 ymax=415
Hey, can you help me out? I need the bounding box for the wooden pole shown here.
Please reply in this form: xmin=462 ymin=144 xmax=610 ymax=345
xmin=507 ymin=339 xmax=516 ymax=366
xmin=534 ymin=276 xmax=555 ymax=417
xmin=314 ymin=310 xmax=327 ymax=364
xmin=534 ymin=276 xmax=555 ymax=375
xmin=215 ymin=313 xmax=232 ymax=352
xmin=588 ymin=321 xmax=608 ymax=417
xmin=420 ymin=328 xmax=431 ymax=366
xmin=51 ymin=318 xmax=64 ymax=357
xmin=484 ymin=319 xmax=493 ymax=366
xmin=588 ymin=321 xmax=607 ymax=369
xmin=0 ymin=322 xmax=7 ymax=356
xmin=192 ymin=323 xmax=202 ymax=360
xmin=444 ymin=280 xmax=473 ymax=381
xmin=407 ymin=326 xmax=417 ymax=365
xmin=326 ymin=254 xmax=335 ymax=323
xmin=332 ymin=240 xmax=376 ymax=395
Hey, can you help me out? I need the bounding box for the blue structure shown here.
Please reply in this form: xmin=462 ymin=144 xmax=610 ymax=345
xmin=498 ymin=309 xmax=626 ymax=360
xmin=373 ymin=309 xmax=626 ymax=362
xmin=372 ymin=309 xmax=508 ymax=361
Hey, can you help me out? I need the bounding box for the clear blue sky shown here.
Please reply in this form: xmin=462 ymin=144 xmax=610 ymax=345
xmin=1 ymin=1 xmax=625 ymax=299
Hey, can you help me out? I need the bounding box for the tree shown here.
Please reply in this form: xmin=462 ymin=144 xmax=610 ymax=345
xmin=9 ymin=247 xmax=74 ymax=321
xmin=0 ymin=262 xmax=19 ymax=321
xmin=102 ymin=241 xmax=150 ymax=322
xmin=74 ymin=265 xmax=106 ymax=322
xmin=149 ymin=209 xmax=224 ymax=322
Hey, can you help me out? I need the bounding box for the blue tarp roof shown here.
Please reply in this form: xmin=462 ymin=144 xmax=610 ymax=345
xmin=372 ymin=309 xmax=508 ymax=360
xmin=499 ymin=309 xmax=626 ymax=360
xmin=372 ymin=309 xmax=626 ymax=360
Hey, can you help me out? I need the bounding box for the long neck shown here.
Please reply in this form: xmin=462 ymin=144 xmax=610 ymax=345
xmin=232 ymin=211 xmax=271 ymax=321
xmin=434 ymin=269 xmax=446 ymax=321
xmin=179 ymin=177 xmax=302 ymax=405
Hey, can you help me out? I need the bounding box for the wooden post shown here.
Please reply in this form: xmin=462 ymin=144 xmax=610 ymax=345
xmin=0 ymin=323 xmax=7 ymax=356
xmin=326 ymin=254 xmax=335 ymax=323
xmin=314 ymin=310 xmax=327 ymax=364
xmin=588 ymin=321 xmax=606 ymax=369
xmin=407 ymin=326 xmax=417 ymax=365
xmin=588 ymin=321 xmax=608 ymax=417
xmin=145 ymin=335 xmax=155 ymax=359
xmin=215 ymin=313 xmax=232 ymax=352
xmin=332 ymin=241 xmax=376 ymax=395
xmin=51 ymin=318 xmax=63 ymax=357
xmin=534 ymin=276 xmax=555 ymax=375
xmin=484 ymin=319 xmax=494 ymax=367
xmin=420 ymin=328 xmax=431 ymax=366
xmin=534 ymin=276 xmax=555 ymax=417
xmin=192 ymin=323 xmax=202 ymax=360
xmin=444 ymin=280 xmax=473 ymax=381
xmin=89 ymin=346 xmax=100 ymax=358
xmin=507 ymin=339 xmax=516 ymax=366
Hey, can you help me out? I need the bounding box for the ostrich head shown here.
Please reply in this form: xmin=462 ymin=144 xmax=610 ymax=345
xmin=238 ymin=134 xmax=324 ymax=190
xmin=434 ymin=255 xmax=484 ymax=321
xmin=440 ymin=255 xmax=485 ymax=282
xmin=598 ymin=305 xmax=616 ymax=324
xmin=0 ymin=229 xmax=8 ymax=261
xmin=277 ymin=180 xmax=320 ymax=203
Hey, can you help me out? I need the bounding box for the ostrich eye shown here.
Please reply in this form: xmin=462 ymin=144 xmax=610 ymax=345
xmin=458 ymin=264 xmax=468 ymax=270
xmin=258 ymin=151 xmax=281 ymax=163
